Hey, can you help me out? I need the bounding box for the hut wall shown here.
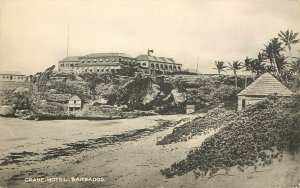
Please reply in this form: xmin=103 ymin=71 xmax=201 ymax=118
xmin=237 ymin=96 xmax=264 ymax=111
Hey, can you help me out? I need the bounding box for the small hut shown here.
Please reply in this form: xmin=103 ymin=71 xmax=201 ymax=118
xmin=68 ymin=95 xmax=82 ymax=112
xmin=186 ymin=105 xmax=195 ymax=114
xmin=237 ymin=73 xmax=293 ymax=111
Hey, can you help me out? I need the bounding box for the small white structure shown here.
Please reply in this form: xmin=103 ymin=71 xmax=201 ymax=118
xmin=237 ymin=73 xmax=293 ymax=111
xmin=68 ymin=95 xmax=82 ymax=112
xmin=186 ymin=105 xmax=195 ymax=114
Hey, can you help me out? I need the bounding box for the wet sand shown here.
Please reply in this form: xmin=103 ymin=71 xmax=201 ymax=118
xmin=0 ymin=115 xmax=299 ymax=188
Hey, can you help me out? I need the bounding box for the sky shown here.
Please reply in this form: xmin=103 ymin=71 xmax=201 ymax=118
xmin=0 ymin=0 xmax=300 ymax=75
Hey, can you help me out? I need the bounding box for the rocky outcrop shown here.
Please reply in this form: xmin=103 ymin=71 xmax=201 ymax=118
xmin=170 ymin=89 xmax=186 ymax=104
xmin=142 ymin=84 xmax=161 ymax=105
xmin=0 ymin=105 xmax=15 ymax=117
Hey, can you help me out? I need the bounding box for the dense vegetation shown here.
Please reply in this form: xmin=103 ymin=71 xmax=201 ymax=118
xmin=161 ymin=94 xmax=300 ymax=178
xmin=157 ymin=105 xmax=236 ymax=145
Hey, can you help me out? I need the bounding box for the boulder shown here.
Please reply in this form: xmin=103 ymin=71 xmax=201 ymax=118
xmin=0 ymin=105 xmax=15 ymax=117
xmin=171 ymin=89 xmax=186 ymax=104
xmin=142 ymin=84 xmax=160 ymax=105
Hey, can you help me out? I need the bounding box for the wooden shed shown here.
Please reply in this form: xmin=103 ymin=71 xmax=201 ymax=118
xmin=237 ymin=73 xmax=293 ymax=111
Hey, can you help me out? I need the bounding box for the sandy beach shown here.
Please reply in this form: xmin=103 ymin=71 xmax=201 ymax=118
xmin=0 ymin=115 xmax=299 ymax=188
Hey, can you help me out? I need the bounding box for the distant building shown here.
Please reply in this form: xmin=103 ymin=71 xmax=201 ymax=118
xmin=68 ymin=95 xmax=82 ymax=112
xmin=237 ymin=73 xmax=293 ymax=111
xmin=0 ymin=71 xmax=28 ymax=82
xmin=58 ymin=53 xmax=136 ymax=74
xmin=136 ymin=54 xmax=182 ymax=74
xmin=58 ymin=56 xmax=79 ymax=72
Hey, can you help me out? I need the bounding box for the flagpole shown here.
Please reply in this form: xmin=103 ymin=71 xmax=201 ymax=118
xmin=196 ymin=56 xmax=199 ymax=73
xmin=67 ymin=24 xmax=69 ymax=57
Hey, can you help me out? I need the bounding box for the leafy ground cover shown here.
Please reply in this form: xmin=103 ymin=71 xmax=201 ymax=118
xmin=157 ymin=105 xmax=237 ymax=145
xmin=161 ymin=94 xmax=300 ymax=178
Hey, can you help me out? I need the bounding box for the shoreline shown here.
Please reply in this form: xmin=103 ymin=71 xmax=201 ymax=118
xmin=0 ymin=111 xmax=166 ymax=121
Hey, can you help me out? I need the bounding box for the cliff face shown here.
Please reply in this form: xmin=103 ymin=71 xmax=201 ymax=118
xmin=0 ymin=67 xmax=188 ymax=118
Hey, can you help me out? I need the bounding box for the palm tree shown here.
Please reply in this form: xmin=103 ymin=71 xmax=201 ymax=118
xmin=244 ymin=57 xmax=256 ymax=79
xmin=263 ymin=38 xmax=285 ymax=81
xmin=214 ymin=61 xmax=227 ymax=75
xmin=228 ymin=61 xmax=243 ymax=89
xmin=274 ymin=54 xmax=289 ymax=77
xmin=278 ymin=30 xmax=299 ymax=64
xmin=291 ymin=60 xmax=300 ymax=88
xmin=252 ymin=59 xmax=266 ymax=78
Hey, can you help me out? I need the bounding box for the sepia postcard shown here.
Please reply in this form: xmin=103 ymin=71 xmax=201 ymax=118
xmin=0 ymin=0 xmax=300 ymax=187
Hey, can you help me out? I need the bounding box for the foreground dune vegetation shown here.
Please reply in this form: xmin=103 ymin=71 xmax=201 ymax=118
xmin=161 ymin=94 xmax=300 ymax=178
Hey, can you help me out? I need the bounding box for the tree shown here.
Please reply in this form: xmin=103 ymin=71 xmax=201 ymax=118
xmin=278 ymin=30 xmax=299 ymax=64
xmin=263 ymin=38 xmax=285 ymax=81
xmin=291 ymin=60 xmax=300 ymax=88
xmin=214 ymin=61 xmax=227 ymax=75
xmin=244 ymin=57 xmax=256 ymax=79
xmin=252 ymin=59 xmax=266 ymax=77
xmin=228 ymin=61 xmax=243 ymax=89
xmin=274 ymin=54 xmax=289 ymax=78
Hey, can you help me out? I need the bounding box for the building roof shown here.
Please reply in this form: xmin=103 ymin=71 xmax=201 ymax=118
xmin=83 ymin=53 xmax=132 ymax=58
xmin=136 ymin=54 xmax=181 ymax=65
xmin=0 ymin=71 xmax=25 ymax=75
xmin=238 ymin=73 xmax=293 ymax=97
xmin=60 ymin=56 xmax=79 ymax=62
xmin=69 ymin=95 xmax=81 ymax=101
xmin=136 ymin=54 xmax=157 ymax=61
xmin=151 ymin=56 xmax=165 ymax=63
xmin=159 ymin=57 xmax=175 ymax=64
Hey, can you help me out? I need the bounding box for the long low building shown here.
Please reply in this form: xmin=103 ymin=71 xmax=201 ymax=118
xmin=0 ymin=71 xmax=29 ymax=82
xmin=58 ymin=53 xmax=134 ymax=74
xmin=58 ymin=52 xmax=182 ymax=75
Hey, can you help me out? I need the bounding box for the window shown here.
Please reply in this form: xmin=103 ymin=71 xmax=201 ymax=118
xmin=90 ymin=69 xmax=92 ymax=72
xmin=156 ymin=64 xmax=159 ymax=69
xmin=100 ymin=59 xmax=103 ymax=62
xmin=87 ymin=59 xmax=90 ymax=63
xmin=61 ymin=64 xmax=64 ymax=67
xmin=74 ymin=101 xmax=77 ymax=104
xmin=94 ymin=59 xmax=97 ymax=63
xmin=173 ymin=66 xmax=177 ymax=70
xmin=165 ymin=65 xmax=168 ymax=69
xmin=160 ymin=64 xmax=164 ymax=69
xmin=242 ymin=99 xmax=246 ymax=109
xmin=97 ymin=69 xmax=100 ymax=72
xmin=81 ymin=60 xmax=84 ymax=63
xmin=169 ymin=65 xmax=172 ymax=69
xmin=85 ymin=69 xmax=87 ymax=72
xmin=70 ymin=64 xmax=74 ymax=67
xmin=178 ymin=66 xmax=181 ymax=70
xmin=106 ymin=59 xmax=109 ymax=62
xmin=151 ymin=63 xmax=154 ymax=68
